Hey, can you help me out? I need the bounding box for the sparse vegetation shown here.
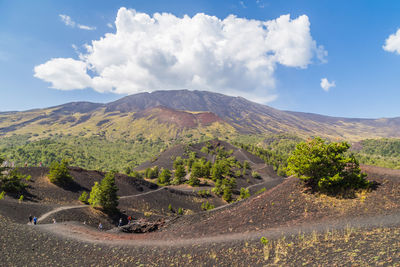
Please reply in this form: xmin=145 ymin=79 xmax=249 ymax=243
xmin=172 ymin=164 xmax=186 ymax=184
xmin=0 ymin=158 xmax=28 ymax=195
xmin=158 ymin=168 xmax=171 ymax=185
xmin=79 ymin=191 xmax=89 ymax=204
xmin=48 ymin=159 xmax=74 ymax=187
xmin=255 ymin=187 xmax=266 ymax=195
xmin=238 ymin=187 xmax=250 ymax=200
xmin=201 ymin=201 xmax=215 ymax=210
xmin=197 ymin=189 xmax=211 ymax=197
xmin=178 ymin=207 xmax=183 ymax=215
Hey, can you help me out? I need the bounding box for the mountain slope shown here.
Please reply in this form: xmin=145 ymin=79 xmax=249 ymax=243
xmin=1 ymin=89 xmax=400 ymax=141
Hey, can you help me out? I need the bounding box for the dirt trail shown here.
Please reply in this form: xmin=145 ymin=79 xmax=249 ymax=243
xmin=38 ymin=178 xmax=283 ymax=221
xmin=38 ymin=205 xmax=88 ymax=222
xmin=37 ymin=210 xmax=400 ymax=248
xmin=119 ymin=187 xmax=165 ymax=199
xmin=237 ymin=148 xmax=256 ymax=165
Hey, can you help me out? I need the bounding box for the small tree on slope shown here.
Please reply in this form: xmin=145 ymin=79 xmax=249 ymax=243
xmin=287 ymin=137 xmax=371 ymax=195
xmin=88 ymin=172 xmax=119 ymax=213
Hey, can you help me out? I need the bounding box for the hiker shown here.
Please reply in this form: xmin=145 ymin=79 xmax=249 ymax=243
xmin=29 ymin=215 xmax=33 ymax=224
xmin=98 ymin=222 xmax=103 ymax=230
xmin=33 ymin=216 xmax=37 ymax=225
xmin=24 ymin=162 xmax=27 ymax=167
xmin=128 ymin=216 xmax=132 ymax=223
xmin=118 ymin=218 xmax=123 ymax=227
xmin=52 ymin=218 xmax=56 ymax=224
xmin=39 ymin=162 xmax=42 ymax=167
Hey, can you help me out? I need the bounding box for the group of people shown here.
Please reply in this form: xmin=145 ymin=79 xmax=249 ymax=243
xmin=97 ymin=216 xmax=134 ymax=230
xmin=28 ymin=215 xmax=37 ymax=225
xmin=28 ymin=215 xmax=56 ymax=225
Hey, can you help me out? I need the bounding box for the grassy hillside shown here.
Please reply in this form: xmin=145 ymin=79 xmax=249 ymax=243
xmin=0 ymin=135 xmax=167 ymax=171
xmin=353 ymin=138 xmax=400 ymax=169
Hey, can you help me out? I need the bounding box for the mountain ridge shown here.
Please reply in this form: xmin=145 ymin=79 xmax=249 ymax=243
xmin=1 ymin=89 xmax=400 ymax=141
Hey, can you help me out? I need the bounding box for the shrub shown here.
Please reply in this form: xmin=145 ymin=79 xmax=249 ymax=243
xmin=158 ymin=169 xmax=171 ymax=185
xmin=178 ymin=207 xmax=183 ymax=215
xmin=201 ymin=201 xmax=215 ymax=210
xmin=88 ymin=182 xmax=101 ymax=207
xmin=79 ymin=191 xmax=89 ymax=204
xmin=129 ymin=170 xmax=143 ymax=179
xmin=235 ymin=170 xmax=242 ymax=178
xmin=172 ymin=165 xmax=186 ymax=184
xmin=222 ymin=187 xmax=232 ymax=202
xmin=0 ymin=168 xmax=28 ymax=194
xmin=145 ymin=166 xmax=159 ymax=179
xmin=255 ymin=187 xmax=266 ymax=195
xmin=200 ymin=146 xmax=209 ymax=154
xmin=197 ymin=189 xmax=211 ymax=197
xmin=18 ymin=195 xmax=24 ymax=202
xmin=238 ymin=187 xmax=250 ymax=200
xmin=252 ymin=171 xmax=261 ymax=179
xmin=243 ymin=160 xmax=251 ymax=170
xmin=48 ymin=159 xmax=73 ymax=186
xmin=287 ymin=137 xmax=371 ymax=195
xmin=0 ymin=191 xmax=5 ymax=200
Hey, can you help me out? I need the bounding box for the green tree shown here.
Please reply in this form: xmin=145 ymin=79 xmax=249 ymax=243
xmin=99 ymin=172 xmax=119 ymax=212
xmin=158 ymin=168 xmax=171 ymax=185
xmin=191 ymin=161 xmax=203 ymax=179
xmin=238 ymin=187 xmax=250 ymax=200
xmin=287 ymin=137 xmax=371 ymax=194
xmin=88 ymin=182 xmax=101 ymax=207
xmin=173 ymin=156 xmax=184 ymax=169
xmin=222 ymin=186 xmax=232 ymax=202
xmin=188 ymin=174 xmax=200 ymax=186
xmin=0 ymin=168 xmax=28 ymax=194
xmin=79 ymin=191 xmax=89 ymax=204
xmin=243 ymin=160 xmax=251 ymax=170
xmin=48 ymin=159 xmax=73 ymax=186
xmin=173 ymin=165 xmax=186 ymax=184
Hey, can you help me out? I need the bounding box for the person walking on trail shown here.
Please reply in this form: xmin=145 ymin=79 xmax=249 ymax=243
xmin=128 ymin=216 xmax=132 ymax=223
xmin=118 ymin=218 xmax=123 ymax=227
xmin=29 ymin=215 xmax=33 ymax=224
xmin=33 ymin=216 xmax=37 ymax=225
xmin=52 ymin=218 xmax=56 ymax=224
xmin=98 ymin=222 xmax=103 ymax=230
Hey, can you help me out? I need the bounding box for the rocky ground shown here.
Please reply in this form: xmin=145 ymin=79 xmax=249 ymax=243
xmin=1 ymin=165 xmax=400 ymax=266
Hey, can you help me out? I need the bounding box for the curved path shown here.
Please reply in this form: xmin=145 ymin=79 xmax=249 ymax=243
xmin=38 ymin=205 xmax=88 ymax=222
xmin=36 ymin=163 xmax=283 ymax=223
xmin=37 ymin=210 xmax=400 ymax=248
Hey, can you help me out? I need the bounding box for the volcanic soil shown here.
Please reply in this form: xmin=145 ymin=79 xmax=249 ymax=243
xmin=1 ymin=165 xmax=400 ymax=265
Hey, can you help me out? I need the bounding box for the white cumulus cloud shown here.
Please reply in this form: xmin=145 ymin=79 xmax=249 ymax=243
xmin=383 ymin=29 xmax=400 ymax=54
xmin=36 ymin=8 xmax=326 ymax=102
xmin=34 ymin=58 xmax=92 ymax=90
xmin=320 ymin=78 xmax=335 ymax=92
xmin=59 ymin=14 xmax=96 ymax=31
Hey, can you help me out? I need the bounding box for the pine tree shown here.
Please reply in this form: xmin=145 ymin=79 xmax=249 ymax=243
xmin=48 ymin=159 xmax=73 ymax=186
xmin=88 ymin=182 xmax=101 ymax=208
xmin=158 ymin=168 xmax=171 ymax=185
xmin=99 ymin=172 xmax=119 ymax=212
xmin=173 ymin=165 xmax=186 ymax=184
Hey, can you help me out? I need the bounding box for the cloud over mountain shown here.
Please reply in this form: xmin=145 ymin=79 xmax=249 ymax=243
xmin=35 ymin=8 xmax=326 ymax=103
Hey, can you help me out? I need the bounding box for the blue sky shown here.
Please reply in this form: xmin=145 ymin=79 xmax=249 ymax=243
xmin=1 ymin=0 xmax=400 ymax=118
